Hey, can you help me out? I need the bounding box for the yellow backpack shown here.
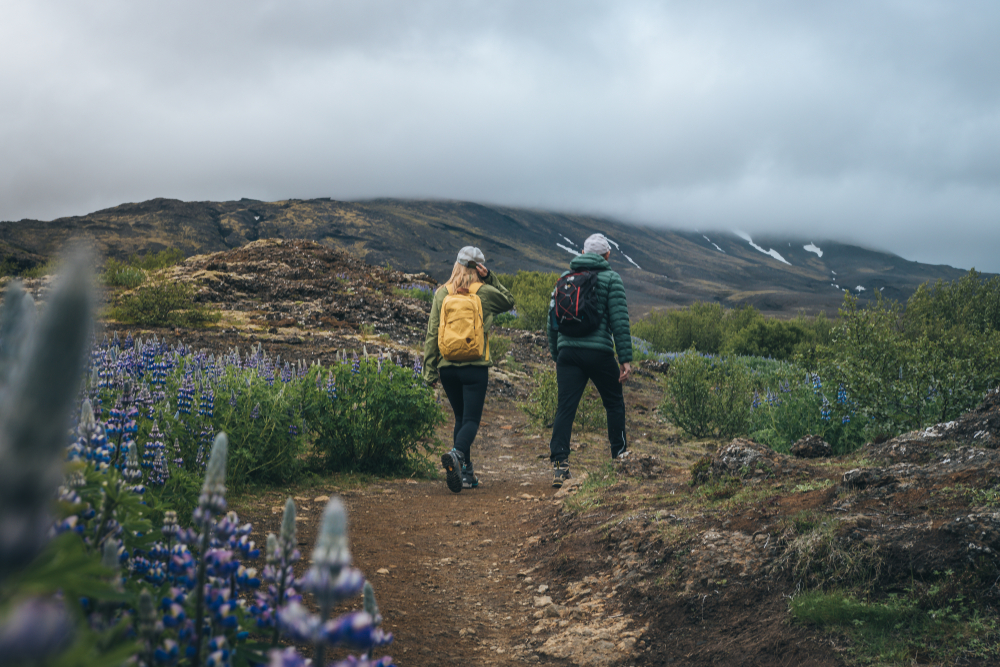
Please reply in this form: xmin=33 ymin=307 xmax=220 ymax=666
xmin=438 ymin=283 xmax=489 ymax=362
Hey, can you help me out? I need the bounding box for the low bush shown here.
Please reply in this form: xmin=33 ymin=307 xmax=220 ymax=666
xmin=818 ymin=294 xmax=1000 ymax=438
xmin=109 ymin=282 xmax=220 ymax=328
xmin=102 ymin=257 xmax=147 ymax=287
xmin=748 ymin=373 xmax=868 ymax=454
xmin=490 ymin=334 xmax=512 ymax=361
xmin=496 ymin=271 xmax=561 ymax=330
xmin=394 ymin=283 xmax=435 ymax=303
xmin=129 ymin=247 xmax=185 ymax=271
xmin=659 ymin=351 xmax=753 ymax=439
xmin=633 ymin=302 xmax=833 ymax=362
xmin=303 ymin=354 xmax=444 ymax=473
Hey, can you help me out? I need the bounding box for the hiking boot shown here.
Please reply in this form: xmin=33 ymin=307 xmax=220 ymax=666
xmin=552 ymin=460 xmax=571 ymax=488
xmin=614 ymin=449 xmax=632 ymax=461
xmin=441 ymin=449 xmax=464 ymax=493
xmin=462 ymin=463 xmax=479 ymax=489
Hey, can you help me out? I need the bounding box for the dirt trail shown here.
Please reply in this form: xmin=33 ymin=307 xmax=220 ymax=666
xmin=247 ymin=404 xmax=572 ymax=667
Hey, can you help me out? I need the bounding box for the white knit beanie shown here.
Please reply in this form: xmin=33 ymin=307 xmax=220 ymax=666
xmin=583 ymin=233 xmax=611 ymax=255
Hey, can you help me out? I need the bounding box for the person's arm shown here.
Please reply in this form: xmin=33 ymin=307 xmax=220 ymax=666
xmin=422 ymin=289 xmax=445 ymax=384
xmin=607 ymin=272 xmax=633 ymax=366
xmin=478 ymin=267 xmax=516 ymax=314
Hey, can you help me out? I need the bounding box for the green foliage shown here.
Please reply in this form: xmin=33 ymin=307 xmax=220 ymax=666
xmin=129 ymin=248 xmax=185 ymax=271
xmin=749 ymin=375 xmax=868 ymax=454
xmin=303 ymin=358 xmax=444 ymax=473
xmin=633 ymin=303 xmax=833 ymax=362
xmin=633 ymin=302 xmax=729 ymax=354
xmin=495 ymin=271 xmax=560 ymax=330
xmin=659 ymin=351 xmax=753 ymax=439
xmin=818 ymin=293 xmax=1000 ymax=437
xmin=791 ymin=587 xmax=1000 ymax=665
xmin=0 ymin=258 xmax=20 ymax=276
xmin=101 ymin=258 xmax=147 ymax=288
xmin=108 ymin=282 xmax=220 ymax=328
xmin=490 ymin=334 xmax=511 ymax=361
xmin=20 ymin=259 xmax=61 ymax=278
xmin=393 ymin=284 xmax=434 ymax=303
xmin=519 ymin=368 xmax=607 ymax=432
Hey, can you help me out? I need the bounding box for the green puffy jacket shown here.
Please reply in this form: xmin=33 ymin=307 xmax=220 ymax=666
xmin=423 ymin=270 xmax=516 ymax=384
xmin=547 ymin=253 xmax=633 ymax=363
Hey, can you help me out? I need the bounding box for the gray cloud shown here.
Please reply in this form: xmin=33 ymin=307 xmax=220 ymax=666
xmin=3 ymin=1 xmax=999 ymax=272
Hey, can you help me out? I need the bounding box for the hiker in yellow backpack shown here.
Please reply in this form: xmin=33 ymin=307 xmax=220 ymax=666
xmin=423 ymin=246 xmax=515 ymax=493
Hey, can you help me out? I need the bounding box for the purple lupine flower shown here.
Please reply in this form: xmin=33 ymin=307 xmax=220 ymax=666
xmin=200 ymin=389 xmax=215 ymax=418
xmin=122 ymin=441 xmax=145 ymax=493
xmin=352 ymin=353 xmax=360 ymax=375
xmin=327 ymin=372 xmax=337 ymax=400
xmin=251 ymin=403 xmax=261 ymax=420
xmin=177 ymin=374 xmax=195 ymax=415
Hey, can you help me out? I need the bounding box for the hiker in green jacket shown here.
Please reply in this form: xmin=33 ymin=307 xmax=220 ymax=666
xmin=424 ymin=246 xmax=516 ymax=493
xmin=547 ymin=233 xmax=633 ymax=488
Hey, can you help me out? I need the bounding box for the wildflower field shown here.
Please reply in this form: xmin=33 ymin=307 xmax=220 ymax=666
xmin=0 ymin=255 xmax=445 ymax=666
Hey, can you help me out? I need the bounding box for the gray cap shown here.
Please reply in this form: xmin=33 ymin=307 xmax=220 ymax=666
xmin=583 ymin=233 xmax=611 ymax=255
xmin=456 ymin=246 xmax=485 ymax=268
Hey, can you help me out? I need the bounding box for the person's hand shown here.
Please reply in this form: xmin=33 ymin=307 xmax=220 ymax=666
xmin=619 ymin=362 xmax=632 ymax=383
xmin=476 ymin=263 xmax=489 ymax=278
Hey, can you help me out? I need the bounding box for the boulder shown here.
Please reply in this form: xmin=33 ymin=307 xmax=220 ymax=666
xmin=791 ymin=434 xmax=832 ymax=458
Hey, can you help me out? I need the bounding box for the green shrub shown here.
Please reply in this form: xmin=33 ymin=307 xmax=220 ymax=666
xmin=748 ymin=374 xmax=868 ymax=454
xmin=818 ymin=293 xmax=1000 ymax=437
xmin=519 ymin=368 xmax=607 ymax=432
xmin=659 ymin=351 xmax=753 ymax=439
xmin=490 ymin=334 xmax=511 ymax=361
xmin=303 ymin=357 xmax=444 ymax=473
xmin=130 ymin=247 xmax=185 ymax=271
xmin=633 ymin=302 xmax=730 ymax=353
xmin=20 ymin=259 xmax=60 ymax=278
xmin=633 ymin=303 xmax=833 ymax=362
xmin=496 ymin=271 xmax=560 ymax=330
xmin=102 ymin=257 xmax=147 ymax=287
xmin=393 ymin=283 xmax=434 ymax=303
xmin=109 ymin=282 xmax=220 ymax=328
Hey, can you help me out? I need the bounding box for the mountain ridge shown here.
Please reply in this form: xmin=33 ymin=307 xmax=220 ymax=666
xmin=0 ymin=196 xmax=983 ymax=315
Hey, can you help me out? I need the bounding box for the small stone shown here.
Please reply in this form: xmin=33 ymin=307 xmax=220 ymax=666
xmin=313 ymin=495 xmax=330 ymax=502
xmin=537 ymin=584 xmax=549 ymax=593
xmin=376 ymin=568 xmax=390 ymax=575
xmin=533 ymin=595 xmax=553 ymax=608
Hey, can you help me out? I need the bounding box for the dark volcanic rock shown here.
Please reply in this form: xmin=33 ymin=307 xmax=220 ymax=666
xmin=790 ymin=434 xmax=832 ymax=458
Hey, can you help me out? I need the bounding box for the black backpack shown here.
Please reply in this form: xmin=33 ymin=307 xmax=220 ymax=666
xmin=552 ymin=270 xmax=601 ymax=337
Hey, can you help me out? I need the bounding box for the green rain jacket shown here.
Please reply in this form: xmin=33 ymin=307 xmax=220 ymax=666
xmin=546 ymin=253 xmax=633 ymax=363
xmin=422 ymin=270 xmax=516 ymax=384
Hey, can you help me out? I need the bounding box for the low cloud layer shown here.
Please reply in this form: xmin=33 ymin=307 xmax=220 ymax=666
xmin=3 ymin=1 xmax=999 ymax=272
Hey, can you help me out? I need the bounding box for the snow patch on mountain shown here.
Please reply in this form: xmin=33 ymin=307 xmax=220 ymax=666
xmin=561 ymin=235 xmax=578 ymax=247
xmin=804 ymin=243 xmax=823 ymax=257
xmin=703 ymin=235 xmax=725 ymax=253
xmin=735 ymin=231 xmax=791 ymax=265
xmin=556 ymin=243 xmax=580 ymax=256
xmin=605 ymin=237 xmax=642 ymax=270
xmin=856 ymin=286 xmax=866 ymax=292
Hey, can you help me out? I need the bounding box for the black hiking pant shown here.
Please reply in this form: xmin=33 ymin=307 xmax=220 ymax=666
xmin=439 ymin=365 xmax=489 ymax=467
xmin=549 ymin=348 xmax=627 ymax=463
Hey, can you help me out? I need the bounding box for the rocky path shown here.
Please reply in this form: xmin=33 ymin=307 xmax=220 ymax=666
xmin=246 ymin=405 xmax=599 ymax=666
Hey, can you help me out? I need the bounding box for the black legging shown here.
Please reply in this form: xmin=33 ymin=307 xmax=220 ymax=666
xmin=438 ymin=365 xmax=489 ymax=467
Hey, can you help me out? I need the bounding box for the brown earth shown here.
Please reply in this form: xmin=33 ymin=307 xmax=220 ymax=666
xmin=19 ymin=238 xmax=1000 ymax=666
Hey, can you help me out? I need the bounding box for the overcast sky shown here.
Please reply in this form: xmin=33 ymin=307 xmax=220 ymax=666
xmin=3 ymin=1 xmax=999 ymax=272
